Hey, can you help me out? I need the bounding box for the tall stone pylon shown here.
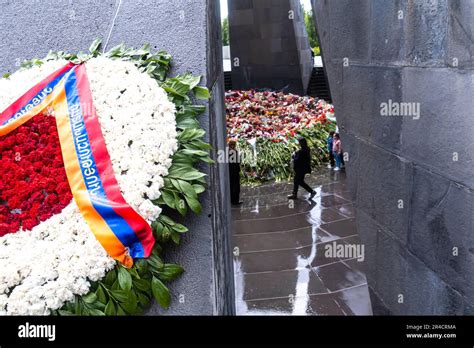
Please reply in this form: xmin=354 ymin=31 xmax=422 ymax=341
xmin=228 ymin=0 xmax=313 ymax=95
xmin=312 ymin=0 xmax=473 ymax=315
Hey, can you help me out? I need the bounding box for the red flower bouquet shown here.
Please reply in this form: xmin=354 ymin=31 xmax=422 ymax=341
xmin=0 ymin=114 xmax=72 ymax=236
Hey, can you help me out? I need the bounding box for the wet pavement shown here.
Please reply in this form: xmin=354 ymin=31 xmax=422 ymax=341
xmin=232 ymin=168 xmax=373 ymax=315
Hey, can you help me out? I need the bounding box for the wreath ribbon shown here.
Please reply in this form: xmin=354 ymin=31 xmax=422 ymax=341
xmin=0 ymin=63 xmax=155 ymax=267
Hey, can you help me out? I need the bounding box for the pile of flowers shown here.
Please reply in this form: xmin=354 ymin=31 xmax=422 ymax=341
xmin=0 ymin=41 xmax=211 ymax=315
xmin=225 ymin=90 xmax=336 ymax=182
xmin=226 ymin=90 xmax=334 ymax=142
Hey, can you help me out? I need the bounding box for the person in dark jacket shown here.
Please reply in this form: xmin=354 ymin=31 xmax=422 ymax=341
xmin=228 ymin=140 xmax=242 ymax=205
xmin=288 ymin=138 xmax=316 ymax=200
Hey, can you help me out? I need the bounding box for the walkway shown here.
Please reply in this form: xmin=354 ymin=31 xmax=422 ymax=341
xmin=232 ymin=168 xmax=373 ymax=315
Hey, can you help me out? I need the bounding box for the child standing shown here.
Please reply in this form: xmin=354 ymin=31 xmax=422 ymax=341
xmin=332 ymin=133 xmax=343 ymax=171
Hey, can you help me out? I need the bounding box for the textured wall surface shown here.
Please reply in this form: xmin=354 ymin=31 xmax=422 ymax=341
xmin=0 ymin=0 xmax=234 ymax=315
xmin=313 ymin=0 xmax=473 ymax=315
xmin=228 ymin=0 xmax=313 ymax=94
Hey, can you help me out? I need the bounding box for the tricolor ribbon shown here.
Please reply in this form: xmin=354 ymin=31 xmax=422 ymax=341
xmin=0 ymin=63 xmax=155 ymax=267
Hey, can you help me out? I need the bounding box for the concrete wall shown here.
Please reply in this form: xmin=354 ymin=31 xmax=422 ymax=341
xmin=228 ymin=0 xmax=313 ymax=94
xmin=0 ymin=0 xmax=234 ymax=315
xmin=312 ymin=0 xmax=473 ymax=315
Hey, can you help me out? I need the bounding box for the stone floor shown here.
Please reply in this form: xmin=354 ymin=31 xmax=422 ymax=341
xmin=232 ymin=168 xmax=373 ymax=315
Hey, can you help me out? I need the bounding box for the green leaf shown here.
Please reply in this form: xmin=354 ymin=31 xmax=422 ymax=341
xmin=159 ymin=214 xmax=175 ymax=226
xmin=118 ymin=266 xmax=133 ymax=291
xmin=110 ymin=290 xmax=129 ymax=303
xmin=82 ymin=292 xmax=97 ymax=304
xmin=120 ymin=291 xmax=138 ymax=314
xmin=168 ymin=168 xmax=206 ymax=181
xmin=88 ymin=308 xmax=105 ymax=316
xmin=106 ymin=43 xmax=125 ymax=57
xmin=192 ymin=184 xmax=206 ymax=194
xmin=137 ymin=292 xmax=151 ymax=307
xmin=175 ymin=115 xmax=200 ymax=129
xmin=193 ymin=86 xmax=210 ymax=100
xmin=57 ymin=309 xmax=74 ymax=316
xmin=151 ymin=220 xmax=164 ymax=235
xmin=178 ymin=128 xmax=206 ymax=142
xmin=148 ymin=255 xmax=164 ymax=272
xmin=158 ymin=264 xmax=185 ymax=282
xmin=175 ymin=196 xmax=187 ymax=216
xmin=162 ymin=78 xmax=191 ymax=97
xmin=104 ymin=300 xmax=116 ymax=315
xmin=171 ymin=232 xmax=180 ymax=244
xmin=151 ymin=277 xmax=171 ymax=309
xmin=90 ymin=300 xmax=106 ymax=311
xmin=161 ymin=190 xmax=175 ymax=209
xmin=187 ymin=139 xmax=212 ymax=150
xmin=96 ymin=285 xmax=107 ymax=303
xmin=128 ymin=266 xmax=140 ymax=279
xmin=103 ymin=268 xmax=117 ymax=285
xmin=117 ymin=305 xmax=126 ymax=316
xmin=125 ymin=48 xmax=150 ymax=57
xmin=181 ymin=149 xmax=209 ymax=157
xmin=162 ymin=225 xmax=171 ymax=241
xmin=184 ymin=195 xmax=202 ymax=214
xmin=178 ymin=104 xmax=206 ymax=117
xmin=179 ymin=74 xmax=202 ymax=89
xmin=194 ymin=176 xmax=207 ymax=184
xmin=134 ymin=278 xmax=151 ymax=292
xmin=89 ymin=39 xmax=102 ymax=54
xmin=199 ymin=156 xmax=215 ymax=164
xmin=74 ymin=297 xmax=82 ymax=315
xmin=177 ymin=180 xmax=197 ymax=199
xmin=173 ymin=223 xmax=188 ymax=233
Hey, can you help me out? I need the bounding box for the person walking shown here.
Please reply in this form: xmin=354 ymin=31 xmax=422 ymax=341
xmin=332 ymin=133 xmax=343 ymax=171
xmin=326 ymin=131 xmax=335 ymax=168
xmin=288 ymin=138 xmax=316 ymax=200
xmin=228 ymin=140 xmax=242 ymax=205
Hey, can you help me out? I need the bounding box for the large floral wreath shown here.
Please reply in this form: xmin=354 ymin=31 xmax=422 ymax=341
xmin=0 ymin=40 xmax=212 ymax=315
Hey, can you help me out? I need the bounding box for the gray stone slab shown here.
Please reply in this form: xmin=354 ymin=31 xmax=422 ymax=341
xmin=338 ymin=131 xmax=359 ymax=202
xmin=356 ymin=141 xmax=412 ymax=245
xmin=355 ymin=211 xmax=379 ymax=285
xmin=404 ymin=0 xmax=449 ymax=66
xmin=401 ymin=67 xmax=474 ymax=188
xmin=0 ymin=0 xmax=116 ymax=74
xmin=327 ymin=0 xmax=371 ymax=62
xmin=107 ymin=0 xmax=207 ymax=77
xmin=375 ymin=228 xmax=463 ymax=315
xmin=340 ymin=65 xmax=403 ymax=153
xmin=371 ymin=0 xmax=407 ymax=63
xmin=228 ymin=0 xmax=253 ymax=11
xmin=446 ymin=0 xmax=474 ymax=68
xmin=231 ymin=9 xmax=255 ymax=26
xmin=408 ymin=166 xmax=474 ymax=303
xmin=465 ymin=298 xmax=474 ymax=315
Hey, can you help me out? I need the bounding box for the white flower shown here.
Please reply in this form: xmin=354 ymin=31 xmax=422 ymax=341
xmin=0 ymin=57 xmax=177 ymax=315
